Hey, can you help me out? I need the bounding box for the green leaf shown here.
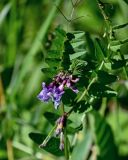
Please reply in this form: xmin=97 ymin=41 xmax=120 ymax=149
xmin=0 ymin=3 xmax=11 ymax=26
xmin=44 ymin=112 xmax=60 ymax=125
xmin=45 ymin=26 xmax=66 ymax=73
xmin=109 ymin=39 xmax=128 ymax=52
xmin=70 ymin=59 xmax=88 ymax=76
xmin=44 ymin=112 xmax=72 ymax=125
xmin=2 ymin=116 xmax=15 ymax=139
xmin=67 ymin=124 xmax=83 ymax=134
xmin=73 ymin=101 xmax=91 ymax=113
xmin=111 ymin=59 xmax=126 ymax=69
xmin=122 ymin=0 xmax=128 ymax=4
xmin=104 ymin=62 xmax=112 ymax=70
xmin=47 ymin=50 xmax=61 ymax=59
xmin=112 ymin=22 xmax=128 ymax=30
xmin=110 ymin=44 xmax=121 ymax=52
xmin=29 ymin=132 xmax=64 ymax=156
xmin=71 ymin=130 xmax=92 ymax=160
xmin=71 ymin=31 xmax=85 ymax=39
xmin=107 ymin=108 xmax=128 ymax=156
xmin=89 ymin=82 xmax=117 ymax=97
xmin=85 ymin=32 xmax=95 ymax=57
xmin=94 ymin=38 xmax=105 ymax=62
xmin=62 ymin=89 xmax=77 ymax=105
xmin=51 ymin=26 xmax=66 ymax=51
xmin=97 ymin=70 xmax=117 ymax=84
xmin=104 ymin=89 xmax=117 ymax=97
xmin=71 ymin=39 xmax=85 ymax=49
xmin=1 ymin=67 xmax=13 ymax=89
xmin=68 ymin=31 xmax=86 ymax=62
xmin=89 ymin=111 xmax=119 ymax=160
xmin=70 ymin=51 xmax=87 ymax=60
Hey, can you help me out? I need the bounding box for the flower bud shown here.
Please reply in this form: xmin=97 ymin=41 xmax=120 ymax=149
xmin=59 ymin=132 xmax=64 ymax=150
xmin=55 ymin=115 xmax=65 ymax=136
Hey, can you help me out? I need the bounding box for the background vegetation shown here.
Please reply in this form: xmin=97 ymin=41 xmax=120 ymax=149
xmin=0 ymin=0 xmax=128 ymax=160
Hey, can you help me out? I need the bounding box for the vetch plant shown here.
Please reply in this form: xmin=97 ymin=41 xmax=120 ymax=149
xmin=28 ymin=0 xmax=128 ymax=160
xmin=0 ymin=0 xmax=128 ymax=160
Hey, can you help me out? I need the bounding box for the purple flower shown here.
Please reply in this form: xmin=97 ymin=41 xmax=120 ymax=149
xmin=69 ymin=85 xmax=79 ymax=93
xmin=55 ymin=73 xmax=79 ymax=93
xmin=52 ymin=84 xmax=64 ymax=109
xmin=37 ymin=72 xmax=79 ymax=109
xmin=66 ymin=75 xmax=79 ymax=93
xmin=37 ymin=82 xmax=52 ymax=102
xmin=37 ymin=82 xmax=64 ymax=109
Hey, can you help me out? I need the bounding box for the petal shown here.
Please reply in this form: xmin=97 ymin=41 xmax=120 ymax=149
xmin=70 ymin=86 xmax=79 ymax=93
xmin=42 ymin=82 xmax=46 ymax=88
xmin=66 ymin=80 xmax=71 ymax=87
xmin=58 ymin=84 xmax=64 ymax=91
xmin=54 ymin=100 xmax=60 ymax=109
xmin=37 ymin=90 xmax=50 ymax=102
xmin=71 ymin=78 xmax=79 ymax=83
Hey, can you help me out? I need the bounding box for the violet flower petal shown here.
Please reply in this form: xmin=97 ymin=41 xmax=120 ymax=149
xmin=70 ymin=85 xmax=79 ymax=93
xmin=37 ymin=82 xmax=51 ymax=102
xmin=52 ymin=86 xmax=64 ymax=109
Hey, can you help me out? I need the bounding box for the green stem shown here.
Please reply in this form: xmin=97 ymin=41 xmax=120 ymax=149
xmin=122 ymin=67 xmax=128 ymax=79
xmin=61 ymin=102 xmax=69 ymax=159
xmin=39 ymin=124 xmax=57 ymax=147
xmin=64 ymin=128 xmax=69 ymax=160
xmin=7 ymin=139 xmax=14 ymax=160
xmin=6 ymin=0 xmax=18 ymax=67
xmin=115 ymin=100 xmax=121 ymax=144
xmin=98 ymin=60 xmax=104 ymax=70
xmin=97 ymin=0 xmax=111 ymax=30
xmin=118 ymin=52 xmax=128 ymax=79
xmin=0 ymin=77 xmax=5 ymax=109
xmin=99 ymin=97 xmax=107 ymax=116
xmin=77 ymin=77 xmax=97 ymax=103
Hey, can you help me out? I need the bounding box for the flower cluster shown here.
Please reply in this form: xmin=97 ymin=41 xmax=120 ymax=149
xmin=37 ymin=72 xmax=79 ymax=109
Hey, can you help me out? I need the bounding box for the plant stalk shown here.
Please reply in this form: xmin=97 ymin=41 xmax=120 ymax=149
xmin=64 ymin=128 xmax=69 ymax=160
xmin=7 ymin=139 xmax=14 ymax=160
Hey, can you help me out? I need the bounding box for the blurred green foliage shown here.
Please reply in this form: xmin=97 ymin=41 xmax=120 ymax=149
xmin=0 ymin=0 xmax=128 ymax=160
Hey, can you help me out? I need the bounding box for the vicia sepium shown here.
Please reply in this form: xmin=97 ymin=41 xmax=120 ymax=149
xmin=37 ymin=72 xmax=79 ymax=109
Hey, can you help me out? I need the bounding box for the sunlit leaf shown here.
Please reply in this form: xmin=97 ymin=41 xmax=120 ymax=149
xmin=89 ymin=111 xmax=119 ymax=160
xmin=71 ymin=130 xmax=92 ymax=160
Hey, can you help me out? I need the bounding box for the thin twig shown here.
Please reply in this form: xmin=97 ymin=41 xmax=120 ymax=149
xmin=97 ymin=0 xmax=111 ymax=29
xmin=74 ymin=0 xmax=81 ymax=7
xmin=71 ymin=0 xmax=74 ymax=6
xmin=72 ymin=16 xmax=85 ymax=22
xmin=7 ymin=139 xmax=14 ymax=160
xmin=64 ymin=128 xmax=69 ymax=160
xmin=56 ymin=5 xmax=71 ymax=22
xmin=39 ymin=124 xmax=57 ymax=148
xmin=62 ymin=102 xmax=65 ymax=113
xmin=70 ymin=6 xmax=75 ymax=20
xmin=0 ymin=77 xmax=5 ymax=108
